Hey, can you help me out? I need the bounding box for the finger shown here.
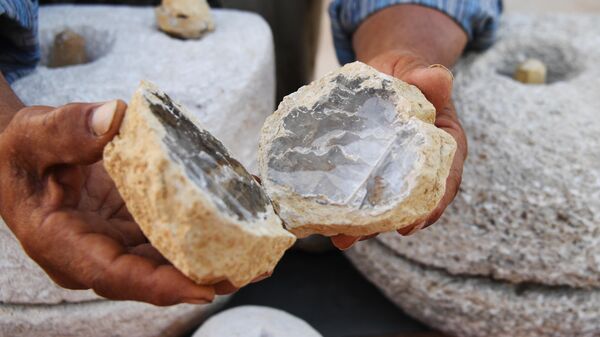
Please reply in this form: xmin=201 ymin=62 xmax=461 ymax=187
xmin=14 ymin=100 xmax=126 ymax=173
xmin=213 ymin=280 xmax=239 ymax=295
xmin=331 ymin=234 xmax=360 ymax=250
xmin=36 ymin=211 xmax=214 ymax=306
xmin=359 ymin=233 xmax=379 ymax=241
xmin=404 ymin=64 xmax=454 ymax=114
xmin=129 ymin=243 xmax=169 ymax=264
xmin=424 ymin=166 xmax=462 ymax=229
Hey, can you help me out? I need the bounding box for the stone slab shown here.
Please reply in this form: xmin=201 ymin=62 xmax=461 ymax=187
xmin=347 ymin=240 xmax=600 ymax=337
xmin=373 ymin=14 xmax=600 ymax=288
xmin=12 ymin=5 xmax=275 ymax=170
xmin=0 ymin=296 xmax=227 ymax=337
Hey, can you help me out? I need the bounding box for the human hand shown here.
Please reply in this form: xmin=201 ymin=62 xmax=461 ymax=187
xmin=0 ymin=100 xmax=236 ymax=305
xmin=331 ymin=50 xmax=467 ymax=249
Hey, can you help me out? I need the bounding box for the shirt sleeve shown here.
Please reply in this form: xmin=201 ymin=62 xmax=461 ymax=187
xmin=0 ymin=0 xmax=40 ymax=83
xmin=329 ymin=0 xmax=503 ymax=64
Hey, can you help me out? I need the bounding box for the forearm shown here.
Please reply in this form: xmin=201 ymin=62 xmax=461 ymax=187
xmin=352 ymin=4 xmax=468 ymax=67
xmin=0 ymin=73 xmax=24 ymax=132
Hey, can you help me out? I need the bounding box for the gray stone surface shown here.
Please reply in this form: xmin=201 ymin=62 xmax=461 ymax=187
xmin=12 ymin=5 xmax=275 ymax=170
xmin=193 ymin=305 xmax=322 ymax=337
xmin=0 ymin=296 xmax=227 ymax=337
xmin=347 ymin=240 xmax=600 ymax=337
xmin=375 ymin=14 xmax=600 ymax=288
xmin=0 ymin=219 xmax=98 ymax=304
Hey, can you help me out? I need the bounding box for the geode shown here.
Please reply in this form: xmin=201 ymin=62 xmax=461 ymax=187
xmin=258 ymin=62 xmax=457 ymax=237
xmin=104 ymin=81 xmax=295 ymax=288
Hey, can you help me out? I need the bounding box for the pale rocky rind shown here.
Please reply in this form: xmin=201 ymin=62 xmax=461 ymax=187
xmin=104 ymin=81 xmax=295 ymax=288
xmin=193 ymin=305 xmax=323 ymax=337
xmin=156 ymin=0 xmax=215 ymax=39
xmin=259 ymin=61 xmax=456 ymax=238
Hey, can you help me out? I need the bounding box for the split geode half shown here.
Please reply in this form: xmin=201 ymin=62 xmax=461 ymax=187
xmin=155 ymin=0 xmax=215 ymax=39
xmin=258 ymin=62 xmax=457 ymax=237
xmin=103 ymin=81 xmax=295 ymax=288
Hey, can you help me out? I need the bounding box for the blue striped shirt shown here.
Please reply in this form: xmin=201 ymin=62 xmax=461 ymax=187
xmin=329 ymin=0 xmax=503 ymax=64
xmin=0 ymin=1 xmax=502 ymax=83
xmin=0 ymin=0 xmax=39 ymax=83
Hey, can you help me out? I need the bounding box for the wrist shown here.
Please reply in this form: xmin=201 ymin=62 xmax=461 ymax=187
xmin=352 ymin=4 xmax=467 ymax=67
xmin=0 ymin=74 xmax=25 ymax=132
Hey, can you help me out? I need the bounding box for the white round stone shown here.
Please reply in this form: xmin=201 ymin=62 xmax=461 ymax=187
xmin=193 ymin=306 xmax=322 ymax=337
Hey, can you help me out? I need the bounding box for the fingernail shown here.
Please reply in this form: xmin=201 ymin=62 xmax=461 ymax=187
xmin=428 ymin=64 xmax=454 ymax=80
xmin=91 ymin=100 xmax=118 ymax=136
xmin=407 ymin=221 xmax=427 ymax=236
xmin=182 ymin=298 xmax=209 ymax=305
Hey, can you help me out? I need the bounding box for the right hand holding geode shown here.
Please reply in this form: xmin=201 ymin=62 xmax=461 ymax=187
xmin=0 ymin=100 xmax=225 ymax=305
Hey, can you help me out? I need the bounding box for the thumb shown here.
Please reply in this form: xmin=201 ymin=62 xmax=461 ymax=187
xmin=21 ymin=100 xmax=126 ymax=172
xmin=403 ymin=64 xmax=454 ymax=114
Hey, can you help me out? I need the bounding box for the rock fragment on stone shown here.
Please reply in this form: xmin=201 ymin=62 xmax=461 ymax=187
xmin=104 ymin=81 xmax=295 ymax=288
xmin=514 ymin=58 xmax=547 ymax=84
xmin=156 ymin=0 xmax=215 ymax=39
xmin=193 ymin=306 xmax=323 ymax=337
xmin=258 ymin=61 xmax=456 ymax=238
xmin=47 ymin=29 xmax=88 ymax=68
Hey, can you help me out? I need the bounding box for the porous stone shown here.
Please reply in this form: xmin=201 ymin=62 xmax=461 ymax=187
xmin=0 ymin=219 xmax=98 ymax=304
xmin=0 ymin=296 xmax=228 ymax=337
xmin=104 ymin=81 xmax=295 ymax=288
xmin=346 ymin=14 xmax=600 ymax=337
xmin=47 ymin=29 xmax=88 ymax=68
xmin=193 ymin=305 xmax=322 ymax=337
xmin=514 ymin=58 xmax=547 ymax=84
xmin=12 ymin=5 xmax=274 ymax=169
xmin=259 ymin=61 xmax=456 ymax=238
xmin=347 ymin=240 xmax=600 ymax=337
xmin=156 ymin=0 xmax=215 ymax=39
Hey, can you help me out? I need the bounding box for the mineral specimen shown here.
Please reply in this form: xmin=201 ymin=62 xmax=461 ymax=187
xmin=155 ymin=0 xmax=215 ymax=39
xmin=104 ymin=81 xmax=295 ymax=288
xmin=514 ymin=58 xmax=547 ymax=84
xmin=47 ymin=29 xmax=88 ymax=68
xmin=259 ymin=62 xmax=457 ymax=237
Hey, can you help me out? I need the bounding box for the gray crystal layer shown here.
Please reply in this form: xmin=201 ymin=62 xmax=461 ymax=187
xmin=268 ymin=75 xmax=420 ymax=209
xmin=145 ymin=88 xmax=270 ymax=222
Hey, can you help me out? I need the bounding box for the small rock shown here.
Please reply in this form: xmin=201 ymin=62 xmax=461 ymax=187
xmin=514 ymin=58 xmax=547 ymax=84
xmin=103 ymin=81 xmax=295 ymax=288
xmin=258 ymin=61 xmax=456 ymax=238
xmin=155 ymin=0 xmax=215 ymax=39
xmin=193 ymin=306 xmax=323 ymax=337
xmin=48 ymin=29 xmax=88 ymax=68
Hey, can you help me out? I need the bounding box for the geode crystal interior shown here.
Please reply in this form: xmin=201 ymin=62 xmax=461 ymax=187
xmin=144 ymin=88 xmax=271 ymax=222
xmin=259 ymin=62 xmax=456 ymax=237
